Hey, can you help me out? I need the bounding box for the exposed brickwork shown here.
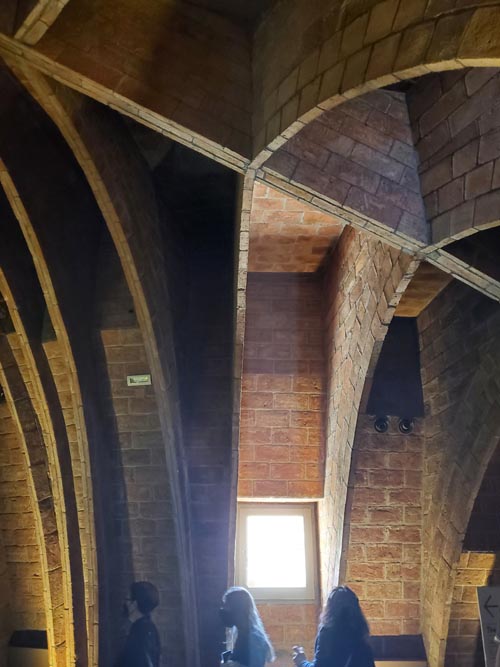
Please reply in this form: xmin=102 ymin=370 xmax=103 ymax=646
xmin=464 ymin=441 xmax=500 ymax=552
xmin=35 ymin=0 xmax=252 ymax=163
xmin=99 ymin=328 xmax=184 ymax=667
xmin=409 ymin=68 xmax=500 ymax=245
xmin=265 ymin=89 xmax=426 ymax=245
xmin=320 ymin=226 xmax=417 ymax=592
xmin=446 ymin=552 xmax=500 ymax=667
xmin=419 ymin=281 xmax=500 ymax=667
xmin=239 ymin=273 xmax=326 ymax=499
xmin=342 ymin=415 xmax=423 ymax=636
xmin=0 ymin=403 xmax=45 ymax=630
xmin=0 ymin=537 xmax=11 ymax=663
xmin=11 ymin=68 xmax=196 ymax=665
xmin=253 ymin=1 xmax=500 ymax=161
xmin=443 ymin=444 xmax=500 ymax=667
xmin=0 ymin=334 xmax=72 ymax=666
xmin=258 ymin=602 xmax=319 ymax=667
xmin=249 ymin=182 xmax=344 ymax=272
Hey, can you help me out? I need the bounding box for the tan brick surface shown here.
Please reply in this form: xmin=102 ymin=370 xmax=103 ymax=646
xmin=239 ymin=274 xmax=326 ymax=498
xmin=320 ymin=226 xmax=418 ymax=593
xmin=100 ymin=329 xmax=184 ymax=667
xmin=342 ymin=415 xmax=423 ymax=635
xmin=249 ymin=182 xmax=344 ymax=272
xmin=264 ymin=89 xmax=427 ymax=247
xmin=409 ymin=68 xmax=500 ymax=245
xmin=419 ymin=281 xmax=500 ymax=667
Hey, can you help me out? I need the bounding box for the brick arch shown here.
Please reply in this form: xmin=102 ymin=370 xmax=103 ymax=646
xmin=0 ymin=335 xmax=71 ymax=666
xmin=261 ymin=87 xmax=427 ymax=248
xmin=422 ymin=360 xmax=500 ymax=667
xmin=252 ymin=3 xmax=500 ymax=167
xmin=0 ymin=0 xmax=253 ymax=170
xmin=0 ymin=162 xmax=98 ymax=664
xmin=319 ymin=226 xmax=418 ymax=592
xmin=406 ymin=67 xmax=500 ymax=247
xmin=10 ymin=65 xmax=198 ymax=667
xmin=418 ymin=282 xmax=500 ymax=667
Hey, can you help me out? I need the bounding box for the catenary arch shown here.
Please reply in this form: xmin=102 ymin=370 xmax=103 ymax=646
xmin=9 ymin=62 xmax=200 ymax=667
xmin=252 ymin=3 xmax=500 ymax=165
xmin=0 ymin=161 xmax=97 ymax=667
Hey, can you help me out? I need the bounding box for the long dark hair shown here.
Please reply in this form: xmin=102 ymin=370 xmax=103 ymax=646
xmin=223 ymin=587 xmax=275 ymax=662
xmin=320 ymin=586 xmax=370 ymax=639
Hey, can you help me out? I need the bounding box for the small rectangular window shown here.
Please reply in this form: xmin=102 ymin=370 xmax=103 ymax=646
xmin=236 ymin=503 xmax=318 ymax=601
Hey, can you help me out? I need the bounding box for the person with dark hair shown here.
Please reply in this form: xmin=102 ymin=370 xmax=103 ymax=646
xmin=292 ymin=586 xmax=375 ymax=667
xmin=115 ymin=581 xmax=161 ymax=667
xmin=219 ymin=586 xmax=275 ymax=667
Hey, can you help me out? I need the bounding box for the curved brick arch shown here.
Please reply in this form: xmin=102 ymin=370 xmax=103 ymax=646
xmin=418 ymin=283 xmax=500 ymax=667
xmin=0 ymin=0 xmax=252 ymax=171
xmin=10 ymin=65 xmax=199 ymax=667
xmin=320 ymin=226 xmax=418 ymax=592
xmin=422 ymin=361 xmax=500 ymax=667
xmin=261 ymin=87 xmax=428 ymax=248
xmin=407 ymin=67 xmax=500 ymax=247
xmin=0 ymin=335 xmax=70 ymax=666
xmin=253 ymin=3 xmax=500 ymax=167
xmin=0 ymin=230 xmax=89 ymax=666
xmin=0 ymin=163 xmax=98 ymax=666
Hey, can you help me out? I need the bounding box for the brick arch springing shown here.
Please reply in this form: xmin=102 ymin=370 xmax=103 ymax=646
xmin=9 ymin=64 xmax=199 ymax=667
xmin=0 ymin=162 xmax=98 ymax=666
xmin=320 ymin=226 xmax=419 ymax=592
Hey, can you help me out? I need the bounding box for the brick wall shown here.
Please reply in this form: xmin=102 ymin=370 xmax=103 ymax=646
xmin=0 ymin=403 xmax=45 ymax=631
xmin=98 ymin=328 xmax=184 ymax=667
xmin=248 ymin=182 xmax=343 ymax=272
xmin=258 ymin=602 xmax=319 ymax=667
xmin=239 ymin=273 xmax=326 ymax=499
xmin=0 ymin=536 xmax=11 ymax=663
xmin=444 ymin=441 xmax=500 ymax=667
xmin=409 ymin=68 xmax=500 ymax=245
xmin=418 ymin=281 xmax=500 ymax=667
xmin=320 ymin=226 xmax=416 ymax=592
xmin=464 ymin=440 xmax=500 ymax=552
xmin=446 ymin=552 xmax=499 ymax=667
xmin=342 ymin=415 xmax=422 ymax=636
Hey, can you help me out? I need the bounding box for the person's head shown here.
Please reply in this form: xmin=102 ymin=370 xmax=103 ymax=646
xmin=123 ymin=581 xmax=159 ymax=621
xmin=320 ymin=586 xmax=369 ymax=638
xmin=220 ymin=587 xmax=275 ymax=662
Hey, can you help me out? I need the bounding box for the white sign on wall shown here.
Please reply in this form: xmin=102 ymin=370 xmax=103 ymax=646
xmin=477 ymin=586 xmax=500 ymax=667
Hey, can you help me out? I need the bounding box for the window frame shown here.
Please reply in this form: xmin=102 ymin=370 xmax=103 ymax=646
xmin=235 ymin=502 xmax=318 ymax=602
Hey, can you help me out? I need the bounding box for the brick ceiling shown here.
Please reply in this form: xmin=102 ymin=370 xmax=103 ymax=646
xmin=249 ymin=182 xmax=344 ymax=273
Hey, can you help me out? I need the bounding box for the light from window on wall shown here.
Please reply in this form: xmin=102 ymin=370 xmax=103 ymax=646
xmin=246 ymin=514 xmax=307 ymax=588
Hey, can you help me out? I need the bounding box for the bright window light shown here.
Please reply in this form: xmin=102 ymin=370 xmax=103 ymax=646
xmin=236 ymin=503 xmax=317 ymax=601
xmin=246 ymin=514 xmax=306 ymax=588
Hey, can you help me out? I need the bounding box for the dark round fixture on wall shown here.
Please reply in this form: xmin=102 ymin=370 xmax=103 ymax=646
xmin=374 ymin=416 xmax=389 ymax=433
xmin=398 ymin=417 xmax=414 ymax=434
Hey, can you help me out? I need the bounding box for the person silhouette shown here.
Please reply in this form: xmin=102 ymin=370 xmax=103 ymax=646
xmin=219 ymin=587 xmax=275 ymax=667
xmin=292 ymin=586 xmax=375 ymax=667
xmin=115 ymin=581 xmax=161 ymax=667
